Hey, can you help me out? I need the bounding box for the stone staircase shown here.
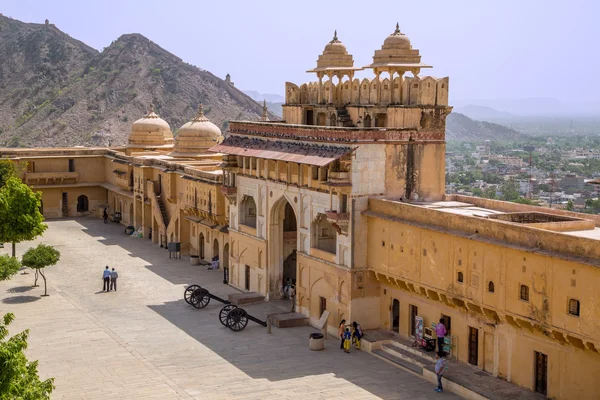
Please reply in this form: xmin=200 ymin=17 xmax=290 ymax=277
xmin=336 ymin=108 xmax=354 ymax=127
xmin=156 ymin=195 xmax=169 ymax=226
xmin=363 ymin=333 xmax=547 ymax=400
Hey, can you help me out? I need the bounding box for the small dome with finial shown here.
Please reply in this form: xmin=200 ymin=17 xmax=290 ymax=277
xmin=170 ymin=103 xmax=223 ymax=156
xmin=127 ymin=104 xmax=174 ymax=149
xmin=383 ymin=23 xmax=411 ymax=49
xmin=307 ymin=30 xmax=361 ymax=73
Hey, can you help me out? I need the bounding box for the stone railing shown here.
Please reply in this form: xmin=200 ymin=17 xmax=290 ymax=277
xmin=229 ymin=121 xmax=444 ymax=143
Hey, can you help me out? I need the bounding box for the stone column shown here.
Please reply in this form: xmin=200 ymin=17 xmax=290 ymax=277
xmin=389 ymin=70 xmax=395 ymax=104
xmin=318 ymin=74 xmax=323 ymax=104
xmin=327 ymin=73 xmax=333 ymax=104
xmin=336 ymin=73 xmax=343 ymax=107
xmin=376 ymin=69 xmax=382 ymax=105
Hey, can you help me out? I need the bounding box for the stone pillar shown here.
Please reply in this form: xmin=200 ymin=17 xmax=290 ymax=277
xmin=376 ymin=70 xmax=382 ymax=105
xmin=336 ymin=73 xmax=343 ymax=107
xmin=256 ymin=158 xmax=261 ymax=178
xmin=318 ymin=74 xmax=323 ymax=104
xmin=389 ymin=70 xmax=395 ymax=104
xmin=327 ymin=73 xmax=333 ymax=104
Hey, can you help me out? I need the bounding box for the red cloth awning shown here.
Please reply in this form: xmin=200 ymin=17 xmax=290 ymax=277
xmin=209 ymin=136 xmax=353 ymax=167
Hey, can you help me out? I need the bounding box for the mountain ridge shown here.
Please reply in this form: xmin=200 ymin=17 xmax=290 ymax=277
xmin=0 ymin=15 xmax=272 ymax=148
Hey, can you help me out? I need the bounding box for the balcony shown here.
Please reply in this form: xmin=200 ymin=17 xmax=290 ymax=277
xmin=326 ymin=171 xmax=351 ymax=187
xmin=221 ymin=185 xmax=238 ymax=205
xmin=326 ymin=211 xmax=350 ymax=235
xmin=25 ymin=171 xmax=79 ymax=185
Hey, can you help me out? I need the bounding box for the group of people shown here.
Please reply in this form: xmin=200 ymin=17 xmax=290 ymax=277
xmin=102 ymin=266 xmax=119 ymax=291
xmin=283 ymin=278 xmax=297 ymax=312
xmin=338 ymin=320 xmax=363 ymax=353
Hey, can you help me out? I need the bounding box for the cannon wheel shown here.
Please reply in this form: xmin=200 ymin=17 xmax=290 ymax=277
xmin=226 ymin=308 xmax=249 ymax=332
xmin=219 ymin=305 xmax=237 ymax=327
xmin=184 ymin=285 xmax=201 ymax=304
xmin=190 ymin=288 xmax=210 ymax=309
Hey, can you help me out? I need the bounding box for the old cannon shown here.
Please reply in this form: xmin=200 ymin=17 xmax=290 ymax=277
xmin=219 ymin=304 xmax=268 ymax=332
xmin=184 ymin=285 xmax=231 ymax=309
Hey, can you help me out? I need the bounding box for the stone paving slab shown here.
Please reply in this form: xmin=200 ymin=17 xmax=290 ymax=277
xmin=0 ymin=218 xmax=459 ymax=399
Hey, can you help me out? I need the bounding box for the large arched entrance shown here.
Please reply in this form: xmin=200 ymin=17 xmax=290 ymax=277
xmin=268 ymin=196 xmax=298 ymax=299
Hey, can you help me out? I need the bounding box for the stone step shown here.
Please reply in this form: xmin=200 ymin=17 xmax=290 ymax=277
xmin=372 ymin=349 xmax=424 ymax=375
xmin=270 ymin=312 xmax=309 ymax=328
xmin=388 ymin=340 xmax=437 ymax=363
xmin=381 ymin=343 xmax=434 ymax=369
xmin=228 ymin=292 xmax=265 ymax=306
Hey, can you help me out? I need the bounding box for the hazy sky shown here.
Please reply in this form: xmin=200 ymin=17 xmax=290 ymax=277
xmin=2 ymin=0 xmax=599 ymax=108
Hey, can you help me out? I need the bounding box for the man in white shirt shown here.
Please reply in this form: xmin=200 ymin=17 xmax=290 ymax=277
xmin=109 ymin=268 xmax=119 ymax=291
xmin=102 ymin=266 xmax=111 ymax=291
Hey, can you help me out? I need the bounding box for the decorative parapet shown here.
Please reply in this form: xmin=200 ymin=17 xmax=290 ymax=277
xmin=229 ymin=121 xmax=444 ymax=143
xmin=25 ymin=171 xmax=79 ymax=185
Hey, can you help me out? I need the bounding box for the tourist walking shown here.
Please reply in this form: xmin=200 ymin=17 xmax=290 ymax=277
xmin=352 ymin=321 xmax=363 ymax=349
xmin=103 ymin=208 xmax=108 ymax=224
xmin=436 ymin=318 xmax=447 ymax=353
xmin=339 ymin=319 xmax=346 ymax=349
xmin=289 ymin=284 xmax=296 ymax=312
xmin=343 ymin=327 xmax=352 ymax=353
xmin=435 ymin=351 xmax=447 ymax=393
xmin=102 ymin=266 xmax=111 ymax=291
xmin=109 ymin=268 xmax=119 ymax=291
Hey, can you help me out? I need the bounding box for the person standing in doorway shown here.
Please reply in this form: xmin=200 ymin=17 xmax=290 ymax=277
xmin=289 ymin=284 xmax=296 ymax=312
xmin=102 ymin=266 xmax=111 ymax=291
xmin=338 ymin=319 xmax=346 ymax=349
xmin=435 ymin=351 xmax=447 ymax=393
xmin=436 ymin=318 xmax=447 ymax=353
xmin=103 ymin=208 xmax=108 ymax=224
xmin=109 ymin=268 xmax=118 ymax=291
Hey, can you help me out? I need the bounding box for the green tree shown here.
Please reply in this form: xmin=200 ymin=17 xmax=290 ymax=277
xmin=0 ymin=177 xmax=47 ymax=257
xmin=500 ymin=179 xmax=520 ymax=202
xmin=0 ymin=254 xmax=21 ymax=281
xmin=566 ymin=199 xmax=574 ymax=211
xmin=472 ymin=187 xmax=483 ymax=197
xmin=0 ymin=313 xmax=54 ymax=399
xmin=0 ymin=160 xmax=22 ymax=188
xmin=483 ymin=186 xmax=497 ymax=199
xmin=21 ymin=244 xmax=60 ymax=297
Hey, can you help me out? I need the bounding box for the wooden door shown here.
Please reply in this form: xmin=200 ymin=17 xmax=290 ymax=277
xmin=245 ymin=265 xmax=250 ymax=290
xmin=409 ymin=305 xmax=418 ymax=337
xmin=535 ymin=351 xmax=548 ymax=395
xmin=468 ymin=326 xmax=479 ymax=366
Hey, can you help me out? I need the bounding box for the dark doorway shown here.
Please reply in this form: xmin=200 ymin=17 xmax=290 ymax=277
xmin=305 ymin=109 xmax=314 ymax=125
xmin=319 ymin=296 xmax=326 ymax=317
xmin=62 ymin=192 xmax=68 ymax=216
xmin=68 ymin=159 xmax=75 ymax=172
xmin=364 ymin=114 xmax=372 ymax=128
xmin=409 ymin=304 xmax=418 ymax=337
xmin=158 ymin=175 xmax=162 ymax=195
xmin=468 ymin=326 xmax=479 ymax=365
xmin=392 ymin=299 xmax=400 ymax=333
xmin=245 ymin=265 xmax=250 ymax=291
xmin=199 ymin=233 xmax=205 ymax=259
xmin=441 ymin=314 xmax=452 ymax=333
xmin=535 ymin=352 xmax=548 ymax=395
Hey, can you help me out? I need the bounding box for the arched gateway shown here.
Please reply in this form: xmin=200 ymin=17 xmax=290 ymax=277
xmin=268 ymin=196 xmax=298 ymax=299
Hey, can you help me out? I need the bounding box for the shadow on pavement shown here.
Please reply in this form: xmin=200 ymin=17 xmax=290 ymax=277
xmin=7 ymin=285 xmax=34 ymax=293
xmin=2 ymin=295 xmax=41 ymax=304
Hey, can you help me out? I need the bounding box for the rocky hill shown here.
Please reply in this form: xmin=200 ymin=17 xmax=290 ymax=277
xmin=0 ymin=15 xmax=271 ymax=148
xmin=446 ymin=112 xmax=525 ymax=141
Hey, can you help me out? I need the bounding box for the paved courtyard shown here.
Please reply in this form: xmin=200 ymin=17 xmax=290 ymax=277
xmin=0 ymin=218 xmax=459 ymax=399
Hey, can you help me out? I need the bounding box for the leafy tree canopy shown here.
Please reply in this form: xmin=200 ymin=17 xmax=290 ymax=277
xmin=0 ymin=177 xmax=47 ymax=255
xmin=21 ymin=244 xmax=60 ymax=270
xmin=0 ymin=313 xmax=54 ymax=399
xmin=0 ymin=254 xmax=21 ymax=281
